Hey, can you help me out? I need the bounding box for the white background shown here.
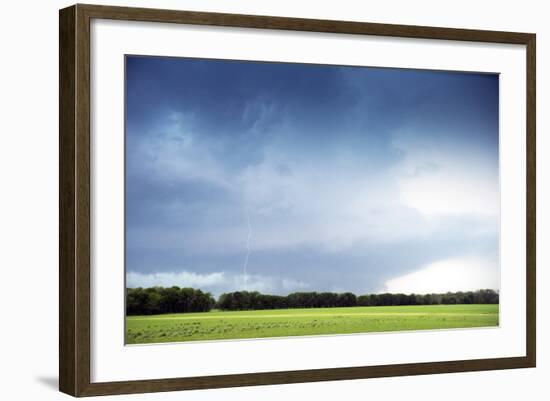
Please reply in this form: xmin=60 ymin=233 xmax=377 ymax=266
xmin=0 ymin=0 xmax=547 ymax=400
xmin=91 ymin=19 xmax=526 ymax=382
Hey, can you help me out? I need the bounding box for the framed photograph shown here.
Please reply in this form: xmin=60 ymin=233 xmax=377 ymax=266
xmin=59 ymin=4 xmax=536 ymax=397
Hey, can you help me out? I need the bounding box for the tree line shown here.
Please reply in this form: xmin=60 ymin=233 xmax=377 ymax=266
xmin=217 ymin=289 xmax=498 ymax=311
xmin=357 ymin=289 xmax=499 ymax=307
xmin=126 ymin=287 xmax=215 ymax=315
xmin=126 ymin=287 xmax=499 ymax=315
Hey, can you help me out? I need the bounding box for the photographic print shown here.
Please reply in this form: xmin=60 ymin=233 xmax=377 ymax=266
xmin=124 ymin=55 xmax=499 ymax=345
xmin=59 ymin=6 xmax=535 ymax=395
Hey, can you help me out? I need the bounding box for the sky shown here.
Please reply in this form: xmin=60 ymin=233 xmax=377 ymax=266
xmin=125 ymin=55 xmax=499 ymax=297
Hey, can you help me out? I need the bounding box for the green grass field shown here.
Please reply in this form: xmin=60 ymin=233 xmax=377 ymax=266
xmin=126 ymin=304 xmax=498 ymax=344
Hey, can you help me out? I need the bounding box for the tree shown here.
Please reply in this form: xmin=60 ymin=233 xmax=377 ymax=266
xmin=126 ymin=286 xmax=216 ymax=315
xmin=336 ymin=292 xmax=357 ymax=307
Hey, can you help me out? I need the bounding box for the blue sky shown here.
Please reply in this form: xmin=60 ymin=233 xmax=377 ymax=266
xmin=125 ymin=55 xmax=499 ymax=296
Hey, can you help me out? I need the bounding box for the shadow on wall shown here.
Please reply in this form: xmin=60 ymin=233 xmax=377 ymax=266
xmin=35 ymin=376 xmax=58 ymax=391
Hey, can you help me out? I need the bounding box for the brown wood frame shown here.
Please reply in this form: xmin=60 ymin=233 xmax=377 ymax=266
xmin=59 ymin=3 xmax=536 ymax=397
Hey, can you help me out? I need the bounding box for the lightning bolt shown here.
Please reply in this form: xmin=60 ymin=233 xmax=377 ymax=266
xmin=242 ymin=209 xmax=252 ymax=291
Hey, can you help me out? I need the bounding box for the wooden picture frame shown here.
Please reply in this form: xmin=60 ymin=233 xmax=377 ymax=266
xmin=59 ymin=3 xmax=536 ymax=397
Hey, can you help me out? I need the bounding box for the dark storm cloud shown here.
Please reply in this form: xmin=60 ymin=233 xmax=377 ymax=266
xmin=125 ymin=56 xmax=499 ymax=296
